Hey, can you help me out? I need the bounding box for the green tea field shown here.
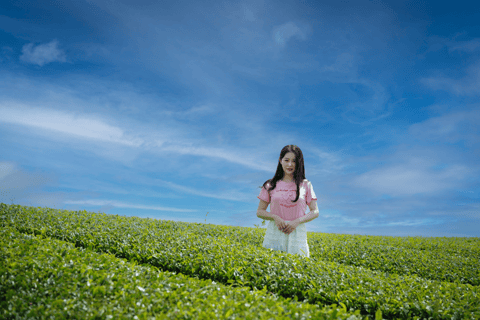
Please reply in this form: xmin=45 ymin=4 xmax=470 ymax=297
xmin=1 ymin=203 xmax=479 ymax=319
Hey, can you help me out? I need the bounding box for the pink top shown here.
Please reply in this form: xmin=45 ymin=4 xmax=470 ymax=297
xmin=257 ymin=179 xmax=318 ymax=221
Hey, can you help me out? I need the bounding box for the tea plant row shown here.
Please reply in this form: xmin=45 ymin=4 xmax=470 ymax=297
xmin=0 ymin=226 xmax=363 ymax=320
xmin=4 ymin=203 xmax=478 ymax=286
xmin=183 ymin=221 xmax=480 ymax=286
xmin=1 ymin=203 xmax=479 ymax=319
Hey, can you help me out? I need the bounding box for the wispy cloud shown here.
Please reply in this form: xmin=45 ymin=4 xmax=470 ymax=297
xmin=0 ymin=103 xmax=144 ymax=147
xmin=0 ymin=100 xmax=271 ymax=172
xmin=272 ymin=21 xmax=308 ymax=47
xmin=0 ymin=161 xmax=60 ymax=206
xmin=420 ymin=63 xmax=480 ymax=96
xmin=409 ymin=108 xmax=480 ymax=146
xmin=0 ymin=162 xmax=16 ymax=181
xmin=349 ymin=107 xmax=480 ymax=197
xmin=448 ymin=38 xmax=480 ymax=53
xmin=419 ymin=35 xmax=480 ymax=96
xmin=63 ymin=199 xmax=198 ymax=212
xmin=0 ymin=46 xmax=14 ymax=63
xmin=19 ymin=39 xmax=66 ymax=66
xmin=351 ymin=161 xmax=470 ymax=196
xmin=339 ymin=79 xmax=392 ymax=125
xmin=322 ymin=52 xmax=356 ymax=74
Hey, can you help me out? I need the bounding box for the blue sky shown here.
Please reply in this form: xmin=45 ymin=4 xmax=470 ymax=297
xmin=1 ymin=0 xmax=479 ymax=237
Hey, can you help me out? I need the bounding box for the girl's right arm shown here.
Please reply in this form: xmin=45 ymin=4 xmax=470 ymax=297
xmin=257 ymin=200 xmax=286 ymax=229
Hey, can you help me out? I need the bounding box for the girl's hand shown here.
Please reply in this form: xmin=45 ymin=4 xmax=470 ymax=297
xmin=273 ymin=216 xmax=287 ymax=231
xmin=282 ymin=220 xmax=299 ymax=234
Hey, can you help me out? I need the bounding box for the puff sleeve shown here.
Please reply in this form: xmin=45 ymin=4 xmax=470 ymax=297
xmin=257 ymin=183 xmax=271 ymax=203
xmin=306 ymin=180 xmax=317 ymax=206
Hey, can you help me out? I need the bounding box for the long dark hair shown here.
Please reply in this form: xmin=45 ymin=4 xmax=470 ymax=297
xmin=260 ymin=145 xmax=306 ymax=203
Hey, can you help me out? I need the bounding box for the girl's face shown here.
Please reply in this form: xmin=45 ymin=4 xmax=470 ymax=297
xmin=280 ymin=152 xmax=296 ymax=175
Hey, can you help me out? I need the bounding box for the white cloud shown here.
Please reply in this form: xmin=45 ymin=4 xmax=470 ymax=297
xmin=0 ymin=161 xmax=59 ymax=205
xmin=376 ymin=218 xmax=444 ymax=227
xmin=420 ymin=61 xmax=480 ymax=96
xmin=323 ymin=52 xmax=356 ymax=74
xmin=409 ymin=108 xmax=480 ymax=145
xmin=0 ymin=71 xmax=299 ymax=175
xmin=0 ymin=46 xmax=14 ymax=62
xmin=352 ymin=161 xmax=470 ymax=196
xmin=448 ymin=38 xmax=480 ymax=53
xmin=0 ymin=162 xmax=16 ymax=181
xmin=0 ymin=103 xmax=144 ymax=147
xmin=20 ymin=39 xmax=66 ymax=66
xmin=272 ymin=22 xmax=307 ymax=47
xmin=0 ymin=99 xmax=277 ymax=174
xmin=63 ymin=199 xmax=198 ymax=212
xmin=242 ymin=6 xmax=256 ymax=22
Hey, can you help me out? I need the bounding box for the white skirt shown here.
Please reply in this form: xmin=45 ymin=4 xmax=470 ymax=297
xmin=262 ymin=220 xmax=310 ymax=258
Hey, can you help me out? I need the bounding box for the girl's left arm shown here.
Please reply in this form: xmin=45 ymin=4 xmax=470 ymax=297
xmin=294 ymin=200 xmax=319 ymax=224
xmin=283 ymin=200 xmax=319 ymax=234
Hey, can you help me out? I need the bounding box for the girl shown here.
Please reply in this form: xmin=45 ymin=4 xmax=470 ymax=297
xmin=256 ymin=145 xmax=319 ymax=258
